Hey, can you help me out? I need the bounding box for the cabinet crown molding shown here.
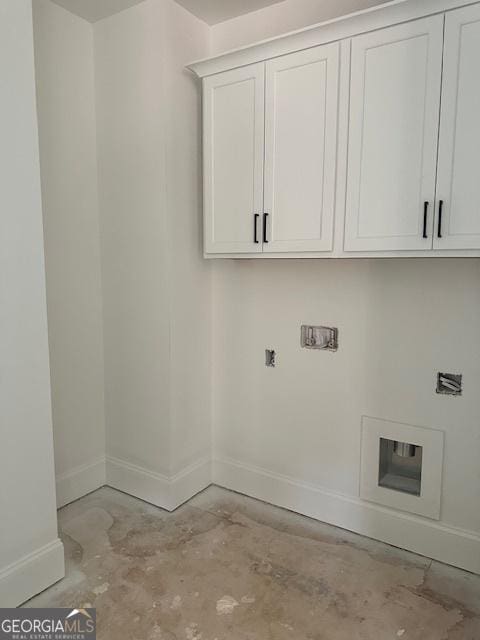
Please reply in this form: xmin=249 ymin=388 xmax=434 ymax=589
xmin=186 ymin=0 xmax=477 ymax=78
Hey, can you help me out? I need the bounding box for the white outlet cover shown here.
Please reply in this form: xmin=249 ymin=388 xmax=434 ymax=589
xmin=360 ymin=416 xmax=444 ymax=520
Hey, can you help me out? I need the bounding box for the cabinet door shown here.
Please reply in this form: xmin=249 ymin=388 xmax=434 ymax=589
xmin=263 ymin=44 xmax=339 ymax=253
xmin=203 ymin=64 xmax=264 ymax=254
xmin=344 ymin=17 xmax=444 ymax=252
xmin=435 ymin=5 xmax=480 ymax=250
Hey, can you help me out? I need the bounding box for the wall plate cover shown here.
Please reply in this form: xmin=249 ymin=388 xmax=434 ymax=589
xmin=301 ymin=325 xmax=338 ymax=351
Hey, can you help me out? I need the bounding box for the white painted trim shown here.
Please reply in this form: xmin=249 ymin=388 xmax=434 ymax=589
xmin=106 ymin=456 xmax=171 ymax=509
xmin=203 ymin=250 xmax=480 ymax=259
xmin=360 ymin=417 xmax=444 ymax=520
xmin=0 ymin=538 xmax=65 ymax=607
xmin=106 ymin=456 xmax=212 ymax=511
xmin=187 ymin=0 xmax=479 ymax=77
xmin=56 ymin=457 xmax=106 ymax=508
xmin=170 ymin=458 xmax=213 ymax=509
xmin=213 ymin=456 xmax=480 ymax=575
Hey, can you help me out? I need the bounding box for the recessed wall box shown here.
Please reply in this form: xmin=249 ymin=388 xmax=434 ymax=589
xmin=301 ymin=326 xmax=338 ymax=351
xmin=265 ymin=349 xmax=276 ymax=367
xmin=379 ymin=438 xmax=422 ymax=496
xmin=360 ymin=416 xmax=444 ymax=520
xmin=436 ymin=373 xmax=462 ymax=396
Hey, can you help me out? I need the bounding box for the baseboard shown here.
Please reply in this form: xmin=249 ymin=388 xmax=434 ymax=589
xmin=54 ymin=453 xmax=480 ymax=573
xmin=56 ymin=457 xmax=106 ymax=508
xmin=106 ymin=456 xmax=212 ymax=511
xmin=0 ymin=538 xmax=65 ymax=607
xmin=170 ymin=458 xmax=213 ymax=509
xmin=213 ymin=456 xmax=480 ymax=575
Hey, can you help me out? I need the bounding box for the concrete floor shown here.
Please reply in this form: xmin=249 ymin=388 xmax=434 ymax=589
xmin=26 ymin=486 xmax=480 ymax=640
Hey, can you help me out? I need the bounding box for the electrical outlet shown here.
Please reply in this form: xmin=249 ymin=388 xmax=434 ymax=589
xmin=265 ymin=349 xmax=276 ymax=367
xmin=436 ymin=372 xmax=462 ymax=396
xmin=301 ymin=325 xmax=338 ymax=351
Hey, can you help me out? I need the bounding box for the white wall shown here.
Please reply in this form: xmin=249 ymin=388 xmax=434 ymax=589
xmin=0 ymin=0 xmax=64 ymax=606
xmin=95 ymin=0 xmax=211 ymax=505
xmin=213 ymin=259 xmax=480 ymax=532
xmin=211 ymin=4 xmax=480 ymax=572
xmin=164 ymin=0 xmax=212 ymax=476
xmin=95 ymin=0 xmax=172 ymax=476
xmin=33 ymin=0 xmax=106 ymax=507
xmin=211 ymin=0 xmax=390 ymax=53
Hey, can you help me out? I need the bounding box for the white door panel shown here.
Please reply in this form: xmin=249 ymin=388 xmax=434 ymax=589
xmin=344 ymin=17 xmax=444 ymax=252
xmin=264 ymin=44 xmax=339 ymax=253
xmin=435 ymin=4 xmax=480 ymax=250
xmin=203 ymin=64 xmax=265 ymax=254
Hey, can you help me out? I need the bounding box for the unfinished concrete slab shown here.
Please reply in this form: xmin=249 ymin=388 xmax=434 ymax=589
xmin=25 ymin=486 xmax=480 ymax=639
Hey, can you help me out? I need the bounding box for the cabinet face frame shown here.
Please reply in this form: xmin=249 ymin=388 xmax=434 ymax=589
xmin=203 ymin=63 xmax=265 ymax=254
xmin=434 ymin=3 xmax=480 ymax=250
xmin=263 ymin=43 xmax=340 ymax=253
xmin=343 ymin=16 xmax=444 ymax=252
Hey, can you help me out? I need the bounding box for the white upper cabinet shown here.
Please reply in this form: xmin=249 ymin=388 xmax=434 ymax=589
xmin=203 ymin=63 xmax=265 ymax=254
xmin=435 ymin=4 xmax=480 ymax=250
xmin=263 ymin=44 xmax=340 ymax=253
xmin=194 ymin=1 xmax=480 ymax=258
xmin=344 ymin=17 xmax=444 ymax=252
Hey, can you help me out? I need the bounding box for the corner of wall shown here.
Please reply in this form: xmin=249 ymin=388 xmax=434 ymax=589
xmin=106 ymin=455 xmax=212 ymax=511
xmin=93 ymin=0 xmax=213 ymax=510
xmin=33 ymin=0 xmax=107 ymax=505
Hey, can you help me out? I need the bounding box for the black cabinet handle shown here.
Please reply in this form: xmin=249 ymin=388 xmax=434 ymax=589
xmin=437 ymin=200 xmax=444 ymax=238
xmin=423 ymin=201 xmax=429 ymax=239
xmin=254 ymin=214 xmax=259 ymax=243
xmin=263 ymin=213 xmax=269 ymax=244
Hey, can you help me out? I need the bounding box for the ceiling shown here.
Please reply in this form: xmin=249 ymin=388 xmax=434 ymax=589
xmin=175 ymin=0 xmax=285 ymax=25
xmin=50 ymin=0 xmax=285 ymax=24
xmin=50 ymin=0 xmax=147 ymax=23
